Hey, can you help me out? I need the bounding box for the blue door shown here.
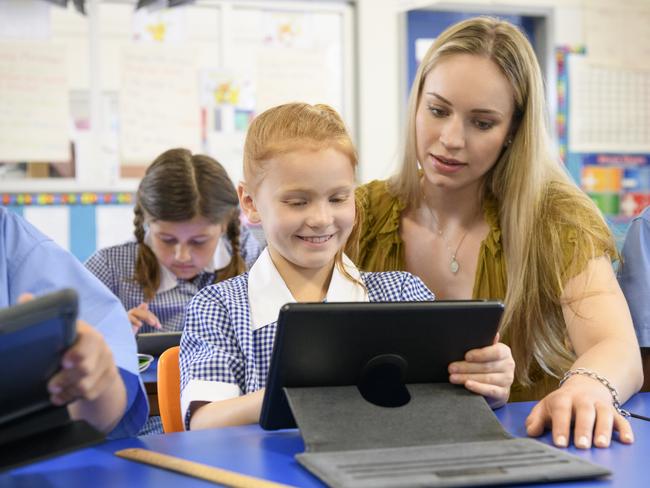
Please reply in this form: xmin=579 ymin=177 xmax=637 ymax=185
xmin=406 ymin=11 xmax=539 ymax=95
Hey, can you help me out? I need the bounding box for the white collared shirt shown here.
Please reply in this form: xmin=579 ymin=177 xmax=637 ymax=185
xmin=247 ymin=248 xmax=369 ymax=330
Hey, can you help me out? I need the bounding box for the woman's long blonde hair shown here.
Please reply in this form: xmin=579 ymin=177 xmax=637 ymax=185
xmin=243 ymin=102 xmax=362 ymax=282
xmin=390 ymin=17 xmax=616 ymax=384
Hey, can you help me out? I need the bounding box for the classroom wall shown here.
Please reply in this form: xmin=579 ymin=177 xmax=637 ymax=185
xmin=356 ymin=0 xmax=650 ymax=183
xmin=3 ymin=0 xmax=650 ymax=258
xmin=1 ymin=0 xmax=352 ymax=259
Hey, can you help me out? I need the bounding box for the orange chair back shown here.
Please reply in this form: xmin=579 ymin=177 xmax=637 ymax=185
xmin=157 ymin=346 xmax=183 ymax=433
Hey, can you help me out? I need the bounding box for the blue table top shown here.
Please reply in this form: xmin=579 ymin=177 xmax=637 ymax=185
xmin=3 ymin=392 xmax=650 ymax=488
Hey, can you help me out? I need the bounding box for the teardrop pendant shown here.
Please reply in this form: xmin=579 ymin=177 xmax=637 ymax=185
xmin=450 ymin=257 xmax=460 ymax=274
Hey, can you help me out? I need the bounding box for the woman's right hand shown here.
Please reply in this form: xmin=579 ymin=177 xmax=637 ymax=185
xmin=128 ymin=303 xmax=162 ymax=333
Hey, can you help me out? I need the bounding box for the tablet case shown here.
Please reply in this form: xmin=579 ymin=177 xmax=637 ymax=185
xmin=285 ymin=384 xmax=611 ymax=487
xmin=0 ymin=289 xmax=105 ymax=472
xmin=261 ymin=301 xmax=504 ymax=430
xmin=137 ymin=331 xmax=182 ymax=356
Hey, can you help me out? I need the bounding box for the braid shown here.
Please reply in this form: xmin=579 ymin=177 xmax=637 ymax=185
xmin=133 ymin=203 xmax=161 ymax=301
xmin=215 ymin=210 xmax=246 ymax=283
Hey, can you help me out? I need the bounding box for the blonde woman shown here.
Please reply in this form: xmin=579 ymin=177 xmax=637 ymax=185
xmin=352 ymin=17 xmax=642 ymax=449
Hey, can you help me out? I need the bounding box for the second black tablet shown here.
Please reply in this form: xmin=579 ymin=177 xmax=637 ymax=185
xmin=136 ymin=331 xmax=182 ymax=356
xmin=260 ymin=300 xmax=504 ymax=430
xmin=0 ymin=288 xmax=78 ymax=425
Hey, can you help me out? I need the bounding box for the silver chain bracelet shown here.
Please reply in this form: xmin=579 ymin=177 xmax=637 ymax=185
xmin=559 ymin=367 xmax=630 ymax=417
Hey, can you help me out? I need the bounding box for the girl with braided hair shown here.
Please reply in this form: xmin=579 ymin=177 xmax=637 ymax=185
xmin=85 ymin=148 xmax=261 ymax=335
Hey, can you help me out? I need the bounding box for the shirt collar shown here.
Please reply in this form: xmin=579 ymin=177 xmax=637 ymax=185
xmin=144 ymin=233 xmax=232 ymax=294
xmin=247 ymin=248 xmax=369 ymax=331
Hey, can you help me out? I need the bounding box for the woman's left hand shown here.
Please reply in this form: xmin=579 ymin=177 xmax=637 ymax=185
xmin=448 ymin=333 xmax=515 ymax=408
xmin=525 ymin=374 xmax=634 ymax=449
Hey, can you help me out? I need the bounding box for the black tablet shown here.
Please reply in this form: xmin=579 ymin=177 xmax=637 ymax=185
xmin=136 ymin=331 xmax=182 ymax=356
xmin=259 ymin=300 xmax=504 ymax=430
xmin=0 ymin=289 xmax=78 ymax=426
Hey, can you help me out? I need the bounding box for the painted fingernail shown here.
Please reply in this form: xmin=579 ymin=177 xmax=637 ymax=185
xmin=576 ymin=436 xmax=589 ymax=448
xmin=449 ymin=365 xmax=457 ymax=373
xmin=63 ymin=359 xmax=74 ymax=369
xmin=555 ymin=435 xmax=568 ymax=447
xmin=596 ymin=435 xmax=607 ymax=446
xmin=49 ymin=384 xmax=62 ymax=394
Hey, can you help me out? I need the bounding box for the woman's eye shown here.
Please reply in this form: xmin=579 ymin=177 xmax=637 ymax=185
xmin=285 ymin=200 xmax=306 ymax=206
xmin=428 ymin=106 xmax=447 ymax=117
xmin=474 ymin=119 xmax=494 ymax=130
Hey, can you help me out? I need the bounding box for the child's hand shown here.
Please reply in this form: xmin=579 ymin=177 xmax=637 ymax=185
xmin=47 ymin=320 xmax=122 ymax=406
xmin=128 ymin=302 xmax=162 ymax=333
xmin=448 ymin=333 xmax=515 ymax=408
xmin=525 ymin=374 xmax=634 ymax=449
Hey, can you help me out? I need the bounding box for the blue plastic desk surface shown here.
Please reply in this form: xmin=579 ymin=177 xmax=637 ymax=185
xmin=2 ymin=393 xmax=650 ymax=488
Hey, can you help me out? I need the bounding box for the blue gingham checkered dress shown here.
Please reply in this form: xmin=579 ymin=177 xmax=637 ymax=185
xmin=180 ymin=271 xmax=435 ymax=427
xmin=85 ymin=228 xmax=261 ymax=436
xmin=84 ymin=228 xmax=261 ymax=333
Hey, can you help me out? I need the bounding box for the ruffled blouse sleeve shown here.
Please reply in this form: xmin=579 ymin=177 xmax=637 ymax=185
xmin=473 ymin=196 xmax=507 ymax=300
xmin=355 ymin=180 xmax=407 ymax=272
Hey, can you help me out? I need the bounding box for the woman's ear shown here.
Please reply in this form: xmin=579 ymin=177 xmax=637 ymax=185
xmin=238 ymin=182 xmax=261 ymax=224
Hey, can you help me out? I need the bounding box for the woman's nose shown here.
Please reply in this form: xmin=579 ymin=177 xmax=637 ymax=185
xmin=439 ymin=116 xmax=466 ymax=150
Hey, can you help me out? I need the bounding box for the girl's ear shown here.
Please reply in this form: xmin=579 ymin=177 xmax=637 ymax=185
xmin=238 ymin=182 xmax=261 ymax=224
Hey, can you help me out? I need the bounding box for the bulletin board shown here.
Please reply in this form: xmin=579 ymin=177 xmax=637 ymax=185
xmin=0 ymin=1 xmax=353 ymax=261
xmin=0 ymin=0 xmax=353 ymax=190
xmin=559 ymin=46 xmax=650 ymax=232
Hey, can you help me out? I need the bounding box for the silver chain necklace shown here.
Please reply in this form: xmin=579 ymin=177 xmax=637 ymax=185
xmin=421 ymin=194 xmax=475 ymax=274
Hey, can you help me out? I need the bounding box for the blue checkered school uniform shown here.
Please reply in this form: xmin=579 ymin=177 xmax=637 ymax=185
xmin=85 ymin=227 xmax=261 ymax=436
xmin=85 ymin=227 xmax=261 ymax=333
xmin=179 ymin=257 xmax=434 ymax=428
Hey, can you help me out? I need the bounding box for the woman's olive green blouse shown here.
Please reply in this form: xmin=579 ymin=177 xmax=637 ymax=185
xmin=354 ymin=179 xmax=571 ymax=402
xmin=356 ymin=179 xmax=507 ymax=301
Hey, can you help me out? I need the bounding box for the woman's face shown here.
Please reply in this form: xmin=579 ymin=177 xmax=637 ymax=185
xmin=415 ymin=54 xmax=515 ymax=193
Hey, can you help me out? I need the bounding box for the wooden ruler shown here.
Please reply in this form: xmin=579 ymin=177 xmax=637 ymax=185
xmin=115 ymin=448 xmax=295 ymax=488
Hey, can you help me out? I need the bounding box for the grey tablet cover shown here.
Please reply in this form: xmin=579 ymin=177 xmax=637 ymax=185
xmin=286 ymin=384 xmax=611 ymax=488
xmin=260 ymin=300 xmax=504 ymax=430
xmin=136 ymin=331 xmax=181 ymax=356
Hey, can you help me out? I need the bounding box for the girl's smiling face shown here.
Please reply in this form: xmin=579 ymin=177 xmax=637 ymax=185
xmin=241 ymin=146 xmax=356 ymax=277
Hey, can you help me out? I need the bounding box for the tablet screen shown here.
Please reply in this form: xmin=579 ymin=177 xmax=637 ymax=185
xmin=260 ymin=300 xmax=504 ymax=430
xmin=0 ymin=289 xmax=77 ymax=425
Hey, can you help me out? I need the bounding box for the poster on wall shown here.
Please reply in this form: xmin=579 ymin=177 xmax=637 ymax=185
xmin=132 ymin=4 xmax=187 ymax=43
xmin=0 ymin=42 xmax=69 ymax=162
xmin=119 ymin=44 xmax=201 ymax=170
xmin=564 ymin=52 xmax=650 ymax=222
xmin=200 ymin=69 xmax=255 ymax=182
xmin=568 ymin=56 xmax=650 ymax=154
xmin=230 ymin=8 xmax=346 ymax=118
